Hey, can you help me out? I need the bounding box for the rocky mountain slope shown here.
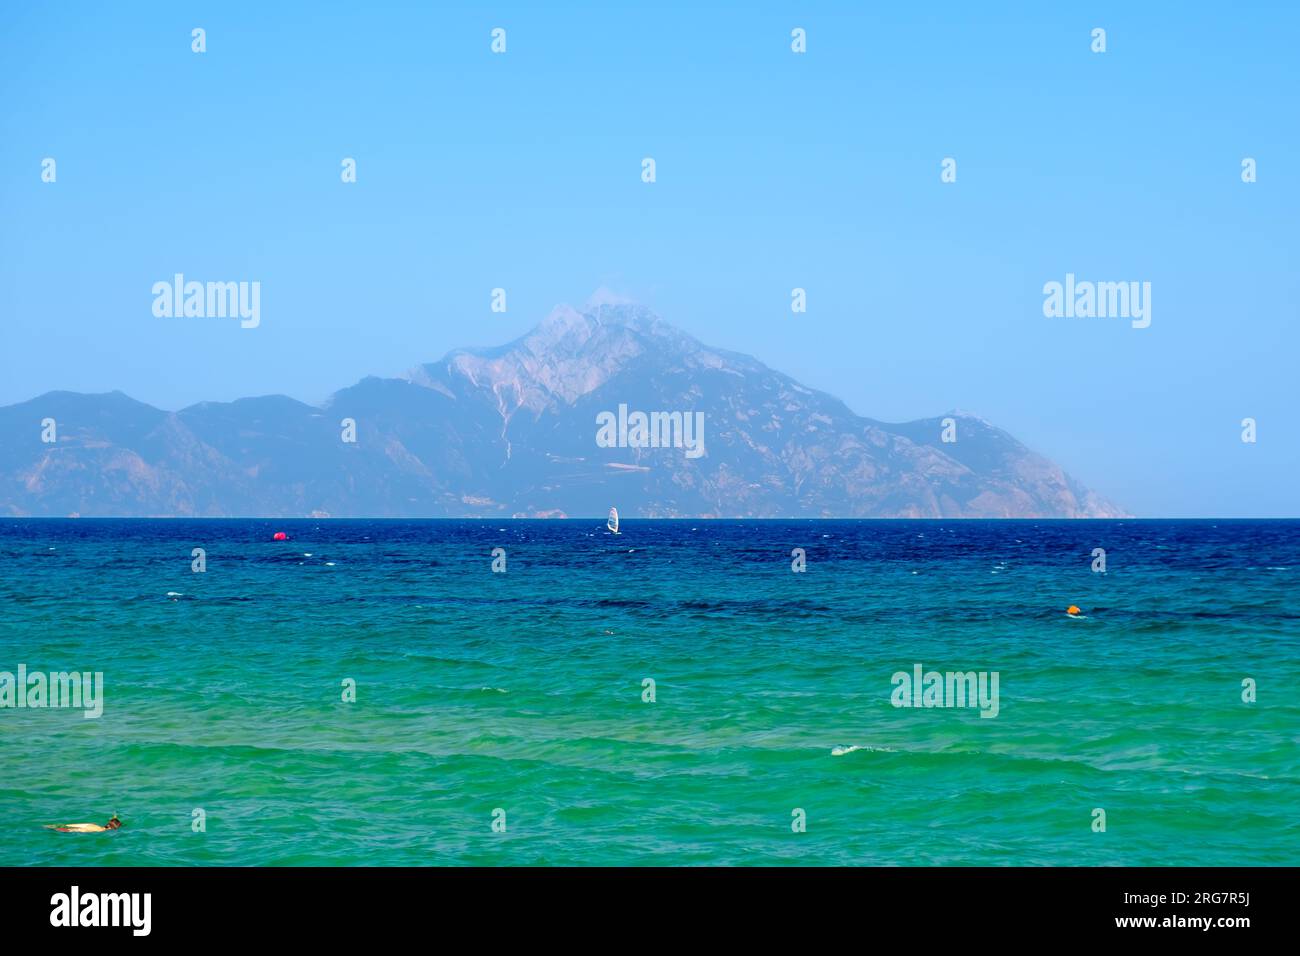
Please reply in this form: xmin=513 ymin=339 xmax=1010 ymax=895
xmin=0 ymin=303 xmax=1125 ymax=518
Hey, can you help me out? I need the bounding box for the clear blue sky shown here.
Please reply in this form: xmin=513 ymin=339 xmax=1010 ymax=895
xmin=1 ymin=1 xmax=1296 ymax=516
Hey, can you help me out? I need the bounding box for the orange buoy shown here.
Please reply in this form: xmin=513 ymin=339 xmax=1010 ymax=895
xmin=273 ymin=531 xmax=288 ymax=541
xmin=1066 ymin=605 xmax=1082 ymax=616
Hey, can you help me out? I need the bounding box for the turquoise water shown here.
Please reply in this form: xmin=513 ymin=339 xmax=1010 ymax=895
xmin=1 ymin=519 xmax=1297 ymax=866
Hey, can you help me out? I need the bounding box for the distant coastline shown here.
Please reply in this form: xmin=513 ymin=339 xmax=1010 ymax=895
xmin=0 ymin=305 xmax=1125 ymax=521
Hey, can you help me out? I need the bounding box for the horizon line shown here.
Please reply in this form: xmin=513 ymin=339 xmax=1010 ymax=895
xmin=6 ymin=516 xmax=1300 ymax=522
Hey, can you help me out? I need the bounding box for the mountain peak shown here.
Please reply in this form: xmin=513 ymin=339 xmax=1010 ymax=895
xmin=584 ymin=286 xmax=636 ymax=308
xmin=537 ymin=302 xmax=589 ymax=335
xmin=0 ymin=302 xmax=1127 ymax=518
xmin=405 ymin=300 xmax=707 ymax=412
xmin=537 ymin=299 xmax=675 ymax=341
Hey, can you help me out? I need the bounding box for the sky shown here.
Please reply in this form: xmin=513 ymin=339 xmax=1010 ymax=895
xmin=1 ymin=1 xmax=1296 ymax=516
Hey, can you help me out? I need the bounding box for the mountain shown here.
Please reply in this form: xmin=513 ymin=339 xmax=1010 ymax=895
xmin=0 ymin=303 xmax=1126 ymax=518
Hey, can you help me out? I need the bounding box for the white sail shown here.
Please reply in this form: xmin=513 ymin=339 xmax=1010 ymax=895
xmin=607 ymin=507 xmax=619 ymax=534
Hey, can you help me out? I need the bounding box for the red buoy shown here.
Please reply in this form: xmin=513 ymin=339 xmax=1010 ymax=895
xmin=273 ymin=531 xmax=288 ymax=541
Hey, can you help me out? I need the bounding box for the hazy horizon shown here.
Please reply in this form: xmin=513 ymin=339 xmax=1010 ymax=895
xmin=2 ymin=2 xmax=1296 ymax=516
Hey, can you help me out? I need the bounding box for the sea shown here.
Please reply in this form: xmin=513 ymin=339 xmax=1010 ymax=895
xmin=1 ymin=518 xmax=1297 ymax=866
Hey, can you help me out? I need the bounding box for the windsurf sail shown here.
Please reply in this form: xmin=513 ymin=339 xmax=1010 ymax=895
xmin=607 ymin=507 xmax=619 ymax=534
